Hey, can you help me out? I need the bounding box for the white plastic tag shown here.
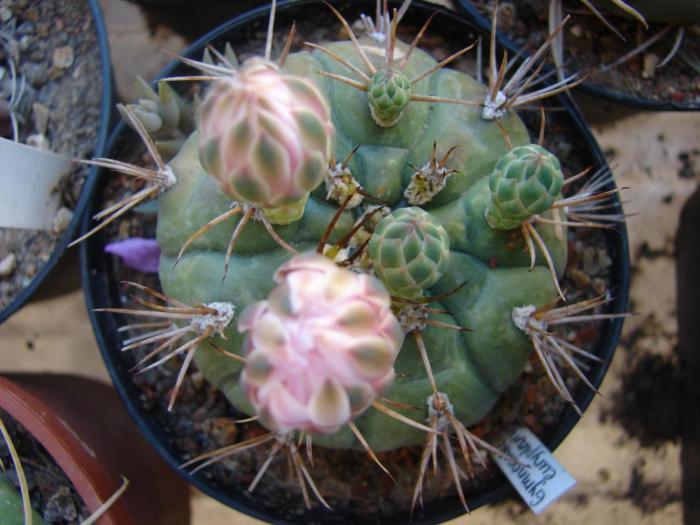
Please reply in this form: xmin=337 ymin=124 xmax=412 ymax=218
xmin=0 ymin=138 xmax=73 ymax=230
xmin=492 ymin=426 xmax=576 ymax=514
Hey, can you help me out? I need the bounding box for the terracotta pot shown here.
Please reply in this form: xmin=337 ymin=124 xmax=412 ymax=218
xmin=0 ymin=374 xmax=190 ymax=525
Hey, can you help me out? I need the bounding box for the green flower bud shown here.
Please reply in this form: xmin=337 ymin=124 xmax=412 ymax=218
xmin=485 ymin=144 xmax=563 ymax=230
xmin=367 ymin=69 xmax=412 ymax=127
xmin=368 ymin=207 xmax=450 ymax=299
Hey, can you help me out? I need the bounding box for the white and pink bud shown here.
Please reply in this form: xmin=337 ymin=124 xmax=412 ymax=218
xmin=198 ymin=59 xmax=334 ymax=223
xmin=239 ymin=253 xmax=404 ymax=435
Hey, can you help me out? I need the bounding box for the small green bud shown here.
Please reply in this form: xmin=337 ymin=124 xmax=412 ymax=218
xmin=485 ymin=144 xmax=564 ymax=230
xmin=368 ymin=207 xmax=450 ymax=299
xmin=367 ymin=69 xmax=412 ymax=128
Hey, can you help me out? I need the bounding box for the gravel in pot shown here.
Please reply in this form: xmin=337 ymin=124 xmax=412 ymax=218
xmin=454 ymin=0 xmax=700 ymax=110
xmin=0 ymin=0 xmax=112 ymax=323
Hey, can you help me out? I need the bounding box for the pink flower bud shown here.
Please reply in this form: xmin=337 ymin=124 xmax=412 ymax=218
xmin=198 ymin=59 xmax=333 ymax=219
xmin=239 ymin=253 xmax=403 ymax=435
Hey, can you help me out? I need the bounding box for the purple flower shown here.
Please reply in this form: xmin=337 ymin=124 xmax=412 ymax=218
xmin=105 ymin=238 xmax=161 ymax=273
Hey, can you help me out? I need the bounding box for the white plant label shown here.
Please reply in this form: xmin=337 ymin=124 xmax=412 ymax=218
xmin=0 ymin=138 xmax=73 ymax=230
xmin=492 ymin=426 xmax=576 ymax=514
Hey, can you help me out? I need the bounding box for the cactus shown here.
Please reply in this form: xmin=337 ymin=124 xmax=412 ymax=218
xmin=240 ymin=253 xmax=403 ymax=435
xmin=197 ymin=58 xmax=333 ymax=224
xmin=87 ymin=0 xmax=627 ymax=514
xmin=485 ymin=144 xmax=564 ymax=230
xmin=368 ymin=207 xmax=451 ymax=299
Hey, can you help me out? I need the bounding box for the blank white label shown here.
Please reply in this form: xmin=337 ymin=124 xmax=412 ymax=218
xmin=0 ymin=138 xmax=73 ymax=230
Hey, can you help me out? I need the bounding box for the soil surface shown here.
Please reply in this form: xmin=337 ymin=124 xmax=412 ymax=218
xmin=87 ymin=3 xmax=623 ymax=523
xmin=0 ymin=0 xmax=103 ymax=310
xmin=467 ymin=0 xmax=700 ymax=106
xmin=0 ymin=409 xmax=90 ymax=524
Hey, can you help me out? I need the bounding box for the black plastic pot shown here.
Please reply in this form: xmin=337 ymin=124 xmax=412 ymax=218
xmin=0 ymin=0 xmax=114 ymax=324
xmin=454 ymin=0 xmax=700 ymax=111
xmin=81 ymin=1 xmax=630 ymax=523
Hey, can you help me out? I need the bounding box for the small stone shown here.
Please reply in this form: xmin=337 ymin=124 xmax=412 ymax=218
xmin=52 ymin=45 xmax=74 ymax=69
xmin=569 ymin=25 xmax=583 ymax=38
xmin=19 ymin=35 xmax=30 ymax=51
xmin=568 ymin=267 xmax=591 ymax=289
xmin=23 ymin=62 xmax=48 ymax=87
xmin=36 ymin=21 xmax=49 ymax=37
xmin=0 ymin=6 xmax=12 ymax=22
xmin=43 ymin=486 xmax=78 ymax=522
xmin=202 ymin=417 xmax=238 ymax=447
xmin=642 ymin=53 xmax=659 ymax=79
xmin=52 ymin=207 xmax=73 ymax=234
xmin=32 ymin=102 xmax=49 ymax=133
xmin=597 ymin=248 xmax=612 ymax=269
xmin=191 ymin=371 xmax=205 ymax=391
xmin=24 ymin=262 xmax=36 ymax=278
xmin=23 ymin=7 xmax=38 ymax=21
xmin=0 ymin=254 xmax=16 ymax=278
xmin=26 ymin=133 xmax=49 ymax=150
xmin=71 ymin=63 xmax=81 ymax=80
xmin=592 ymin=277 xmax=607 ymax=296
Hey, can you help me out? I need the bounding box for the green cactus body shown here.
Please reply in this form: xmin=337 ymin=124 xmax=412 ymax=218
xmin=156 ymin=38 xmax=567 ymax=451
xmin=0 ymin=476 xmax=46 ymax=525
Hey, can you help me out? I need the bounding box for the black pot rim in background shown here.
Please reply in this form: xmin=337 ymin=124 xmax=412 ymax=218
xmin=80 ymin=1 xmax=631 ymax=523
xmin=454 ymin=0 xmax=700 ymax=111
xmin=0 ymin=0 xmax=114 ymax=325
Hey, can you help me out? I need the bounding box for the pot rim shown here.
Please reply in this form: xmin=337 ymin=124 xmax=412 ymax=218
xmin=0 ymin=0 xmax=115 ymax=325
xmin=80 ymin=1 xmax=631 ymax=523
xmin=453 ymin=0 xmax=700 ymax=111
xmin=0 ymin=375 xmax=129 ymax=525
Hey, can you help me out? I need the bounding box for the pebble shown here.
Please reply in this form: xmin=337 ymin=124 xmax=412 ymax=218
xmin=32 ymin=102 xmax=49 ymax=133
xmin=569 ymin=267 xmax=591 ymax=289
xmin=43 ymin=486 xmax=78 ymax=522
xmin=52 ymin=45 xmax=74 ymax=70
xmin=24 ymin=261 xmax=36 ymax=278
xmin=52 ymin=207 xmax=73 ymax=234
xmin=642 ymin=53 xmax=659 ymax=79
xmin=26 ymin=133 xmax=49 ymax=150
xmin=23 ymin=7 xmax=37 ymax=22
xmin=0 ymin=6 xmax=12 ymax=22
xmin=203 ymin=417 xmax=238 ymax=447
xmin=19 ymin=35 xmax=31 ymax=51
xmin=592 ymin=277 xmax=607 ymax=296
xmin=36 ymin=21 xmax=50 ymax=38
xmin=23 ymin=62 xmax=48 ymax=87
xmin=0 ymin=254 xmax=17 ymax=278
